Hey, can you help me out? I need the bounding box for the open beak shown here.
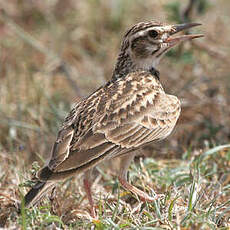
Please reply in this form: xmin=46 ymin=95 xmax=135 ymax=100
xmin=166 ymin=23 xmax=204 ymax=48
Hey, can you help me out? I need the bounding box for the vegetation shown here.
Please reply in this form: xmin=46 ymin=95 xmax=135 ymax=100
xmin=0 ymin=0 xmax=230 ymax=229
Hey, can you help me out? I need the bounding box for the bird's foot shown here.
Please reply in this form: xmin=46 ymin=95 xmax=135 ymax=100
xmin=118 ymin=176 xmax=164 ymax=202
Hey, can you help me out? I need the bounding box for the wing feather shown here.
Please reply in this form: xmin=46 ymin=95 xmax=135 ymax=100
xmin=43 ymin=71 xmax=180 ymax=176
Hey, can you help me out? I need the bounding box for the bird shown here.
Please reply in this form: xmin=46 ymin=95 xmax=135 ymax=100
xmin=22 ymin=20 xmax=203 ymax=216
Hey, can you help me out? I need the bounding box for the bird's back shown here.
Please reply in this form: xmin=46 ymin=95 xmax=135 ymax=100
xmin=37 ymin=70 xmax=180 ymax=181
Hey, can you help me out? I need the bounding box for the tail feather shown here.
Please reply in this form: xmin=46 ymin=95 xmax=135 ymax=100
xmin=23 ymin=181 xmax=55 ymax=208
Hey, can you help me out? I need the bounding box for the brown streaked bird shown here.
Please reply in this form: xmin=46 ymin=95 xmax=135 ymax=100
xmin=23 ymin=20 xmax=203 ymax=216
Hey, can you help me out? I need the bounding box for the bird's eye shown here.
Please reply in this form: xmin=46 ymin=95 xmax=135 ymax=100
xmin=148 ymin=30 xmax=159 ymax=38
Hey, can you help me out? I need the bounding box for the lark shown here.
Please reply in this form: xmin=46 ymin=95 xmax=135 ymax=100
xmin=23 ymin=20 xmax=203 ymax=216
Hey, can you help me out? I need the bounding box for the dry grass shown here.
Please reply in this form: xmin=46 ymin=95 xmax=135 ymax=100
xmin=0 ymin=0 xmax=230 ymax=229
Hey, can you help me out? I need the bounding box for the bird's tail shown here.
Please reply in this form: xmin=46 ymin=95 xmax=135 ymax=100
xmin=22 ymin=181 xmax=55 ymax=208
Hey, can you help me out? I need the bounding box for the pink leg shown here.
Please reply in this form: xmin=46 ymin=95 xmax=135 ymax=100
xmin=83 ymin=170 xmax=96 ymax=218
xmin=118 ymin=176 xmax=158 ymax=202
xmin=118 ymin=153 xmax=161 ymax=202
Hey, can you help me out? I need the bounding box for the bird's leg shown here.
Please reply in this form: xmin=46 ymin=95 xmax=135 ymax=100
xmin=118 ymin=153 xmax=160 ymax=202
xmin=83 ymin=169 xmax=96 ymax=218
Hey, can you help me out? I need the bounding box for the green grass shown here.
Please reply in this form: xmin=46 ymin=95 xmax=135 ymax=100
xmin=1 ymin=144 xmax=230 ymax=229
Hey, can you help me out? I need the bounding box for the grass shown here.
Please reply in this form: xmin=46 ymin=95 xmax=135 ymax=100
xmin=0 ymin=0 xmax=230 ymax=229
xmin=1 ymin=145 xmax=230 ymax=229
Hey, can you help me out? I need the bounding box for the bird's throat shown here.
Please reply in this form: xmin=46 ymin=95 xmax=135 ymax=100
xmin=112 ymin=52 xmax=160 ymax=81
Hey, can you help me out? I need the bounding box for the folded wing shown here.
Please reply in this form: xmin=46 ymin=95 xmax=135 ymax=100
xmin=37 ymin=71 xmax=181 ymax=179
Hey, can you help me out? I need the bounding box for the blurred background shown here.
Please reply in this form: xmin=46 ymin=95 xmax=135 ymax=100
xmin=0 ymin=0 xmax=229 ymax=163
xmin=0 ymin=0 xmax=230 ymax=227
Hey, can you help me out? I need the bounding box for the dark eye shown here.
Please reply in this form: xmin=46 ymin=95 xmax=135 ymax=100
xmin=148 ymin=30 xmax=158 ymax=38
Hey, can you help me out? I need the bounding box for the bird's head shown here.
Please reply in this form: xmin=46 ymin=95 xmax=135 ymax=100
xmin=112 ymin=20 xmax=203 ymax=80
